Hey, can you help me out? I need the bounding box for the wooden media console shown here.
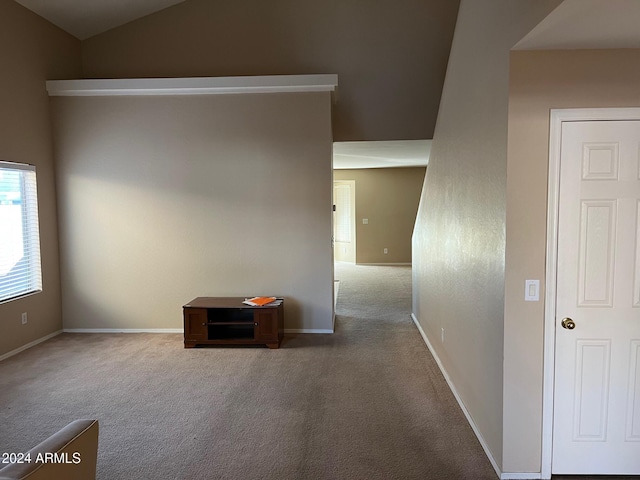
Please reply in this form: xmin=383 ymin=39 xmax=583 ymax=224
xmin=183 ymin=297 xmax=284 ymax=349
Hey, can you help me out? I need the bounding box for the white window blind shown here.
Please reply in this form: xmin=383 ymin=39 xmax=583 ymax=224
xmin=0 ymin=161 xmax=42 ymax=303
xmin=334 ymin=184 xmax=352 ymax=243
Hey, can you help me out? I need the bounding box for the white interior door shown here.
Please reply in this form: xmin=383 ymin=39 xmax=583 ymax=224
xmin=333 ymin=181 xmax=355 ymax=263
xmin=552 ymin=120 xmax=640 ymax=474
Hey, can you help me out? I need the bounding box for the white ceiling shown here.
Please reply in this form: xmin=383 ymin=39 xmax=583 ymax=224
xmin=14 ymin=0 xmax=186 ymax=40
xmin=333 ymin=140 xmax=430 ymax=170
xmin=514 ymin=0 xmax=640 ymax=50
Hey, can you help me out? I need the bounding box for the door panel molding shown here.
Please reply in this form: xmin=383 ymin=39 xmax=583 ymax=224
xmin=572 ymin=340 xmax=612 ymax=442
xmin=542 ymin=108 xmax=640 ymax=479
xmin=626 ymin=340 xmax=640 ymax=442
xmin=634 ymin=201 xmax=640 ymax=308
xmin=578 ymin=199 xmax=617 ymax=307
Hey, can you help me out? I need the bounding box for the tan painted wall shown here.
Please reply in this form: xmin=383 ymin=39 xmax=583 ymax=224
xmin=80 ymin=0 xmax=459 ymax=142
xmin=334 ymin=167 xmax=425 ymax=264
xmin=504 ymin=48 xmax=640 ymax=473
xmin=411 ymin=0 xmax=562 ymax=469
xmin=0 ymin=2 xmax=81 ymax=357
xmin=50 ymin=92 xmax=334 ymax=332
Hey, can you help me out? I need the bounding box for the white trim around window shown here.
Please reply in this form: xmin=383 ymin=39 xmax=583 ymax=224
xmin=0 ymin=161 xmax=42 ymax=304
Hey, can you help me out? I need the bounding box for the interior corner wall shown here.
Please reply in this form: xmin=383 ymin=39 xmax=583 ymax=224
xmin=79 ymin=0 xmax=460 ymax=142
xmin=411 ymin=0 xmax=562 ymax=470
xmin=504 ymin=48 xmax=640 ymax=474
xmin=0 ymin=2 xmax=81 ymax=357
xmin=51 ymin=92 xmax=334 ymax=332
xmin=333 ymin=167 xmax=425 ymax=264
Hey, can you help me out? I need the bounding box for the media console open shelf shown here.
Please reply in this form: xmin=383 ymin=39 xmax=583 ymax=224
xmin=183 ymin=297 xmax=284 ymax=349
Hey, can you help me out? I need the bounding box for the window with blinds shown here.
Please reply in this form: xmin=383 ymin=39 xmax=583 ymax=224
xmin=0 ymin=161 xmax=42 ymax=303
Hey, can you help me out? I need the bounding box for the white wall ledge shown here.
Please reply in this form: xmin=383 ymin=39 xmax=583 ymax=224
xmin=46 ymin=74 xmax=338 ymax=98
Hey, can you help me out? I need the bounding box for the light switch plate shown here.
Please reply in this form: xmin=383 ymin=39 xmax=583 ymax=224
xmin=525 ymin=280 xmax=540 ymax=301
xmin=362 ymin=218 xmax=368 ymax=225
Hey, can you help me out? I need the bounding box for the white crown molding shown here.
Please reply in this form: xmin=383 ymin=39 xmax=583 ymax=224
xmin=46 ymin=74 xmax=338 ymax=98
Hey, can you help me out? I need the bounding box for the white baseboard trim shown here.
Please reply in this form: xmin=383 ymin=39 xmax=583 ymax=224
xmin=63 ymin=328 xmax=183 ymax=333
xmin=411 ymin=313 xmax=502 ymax=480
xmin=64 ymin=328 xmax=335 ymax=334
xmin=500 ymin=473 xmax=542 ymax=480
xmin=356 ymin=262 xmax=412 ymax=266
xmin=284 ymin=328 xmax=334 ymax=334
xmin=0 ymin=330 xmax=63 ymax=362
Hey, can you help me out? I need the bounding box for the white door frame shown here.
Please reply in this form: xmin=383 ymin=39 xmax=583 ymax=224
xmin=542 ymin=107 xmax=640 ymax=478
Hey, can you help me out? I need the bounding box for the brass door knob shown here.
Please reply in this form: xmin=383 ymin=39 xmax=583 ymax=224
xmin=561 ymin=318 xmax=576 ymax=330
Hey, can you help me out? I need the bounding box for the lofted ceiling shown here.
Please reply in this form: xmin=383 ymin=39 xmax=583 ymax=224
xmin=15 ymin=0 xmax=640 ymax=48
xmin=13 ymin=0 xmax=186 ymax=40
xmin=13 ymin=0 xmax=640 ymax=169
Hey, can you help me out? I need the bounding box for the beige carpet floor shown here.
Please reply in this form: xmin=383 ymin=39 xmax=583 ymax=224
xmin=0 ymin=263 xmax=498 ymax=479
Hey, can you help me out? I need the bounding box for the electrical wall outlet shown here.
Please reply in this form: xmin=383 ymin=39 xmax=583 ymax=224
xmin=21 ymin=313 xmax=27 ymax=325
xmin=383 ymin=248 xmax=388 ymax=254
